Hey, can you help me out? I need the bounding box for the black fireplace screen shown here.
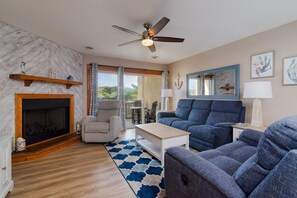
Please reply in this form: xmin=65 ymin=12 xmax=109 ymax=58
xmin=22 ymin=99 xmax=70 ymax=145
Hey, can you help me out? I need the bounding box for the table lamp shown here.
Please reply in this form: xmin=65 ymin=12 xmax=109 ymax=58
xmin=161 ymin=89 xmax=173 ymax=111
xmin=243 ymin=81 xmax=272 ymax=127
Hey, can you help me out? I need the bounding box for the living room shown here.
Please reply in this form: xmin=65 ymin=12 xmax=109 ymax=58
xmin=1 ymin=1 xmax=297 ymax=198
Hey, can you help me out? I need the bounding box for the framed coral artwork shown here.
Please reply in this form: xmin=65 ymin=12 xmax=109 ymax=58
xmin=250 ymin=51 xmax=274 ymax=78
xmin=283 ymin=56 xmax=297 ymax=85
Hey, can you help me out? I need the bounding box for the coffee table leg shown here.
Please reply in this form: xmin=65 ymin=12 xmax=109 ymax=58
xmin=161 ymin=144 xmax=165 ymax=166
xmin=185 ymin=137 xmax=189 ymax=150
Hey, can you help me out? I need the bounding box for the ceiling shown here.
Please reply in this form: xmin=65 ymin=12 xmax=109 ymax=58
xmin=1 ymin=0 xmax=297 ymax=64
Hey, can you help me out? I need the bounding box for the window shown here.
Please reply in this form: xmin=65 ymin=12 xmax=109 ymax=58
xmin=97 ymin=72 xmax=118 ymax=100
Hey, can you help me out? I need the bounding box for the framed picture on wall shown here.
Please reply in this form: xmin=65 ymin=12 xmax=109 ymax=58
xmin=250 ymin=51 xmax=274 ymax=78
xmin=283 ymin=56 xmax=297 ymax=85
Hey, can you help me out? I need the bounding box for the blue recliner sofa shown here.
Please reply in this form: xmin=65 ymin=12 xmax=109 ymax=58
xmin=157 ymin=99 xmax=245 ymax=151
xmin=165 ymin=115 xmax=297 ymax=198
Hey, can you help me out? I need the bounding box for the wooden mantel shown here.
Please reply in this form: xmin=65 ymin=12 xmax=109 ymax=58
xmin=10 ymin=74 xmax=82 ymax=89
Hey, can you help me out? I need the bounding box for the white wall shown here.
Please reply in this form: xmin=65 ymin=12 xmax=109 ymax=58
xmin=168 ymin=21 xmax=297 ymax=125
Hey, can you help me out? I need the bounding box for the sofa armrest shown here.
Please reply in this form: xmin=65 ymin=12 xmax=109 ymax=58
xmin=81 ymin=116 xmax=96 ymax=141
xmin=156 ymin=111 xmax=175 ymax=121
xmin=239 ymin=129 xmax=263 ymax=147
xmin=109 ymin=116 xmax=121 ymax=141
xmin=214 ymin=122 xmax=235 ymax=128
xmin=165 ymin=147 xmax=245 ymax=198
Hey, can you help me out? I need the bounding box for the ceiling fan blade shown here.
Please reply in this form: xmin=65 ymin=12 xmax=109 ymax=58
xmin=153 ymin=36 xmax=184 ymax=42
xmin=118 ymin=39 xmax=142 ymax=46
xmin=112 ymin=25 xmax=142 ymax=37
xmin=148 ymin=44 xmax=156 ymax=52
xmin=149 ymin=17 xmax=170 ymax=36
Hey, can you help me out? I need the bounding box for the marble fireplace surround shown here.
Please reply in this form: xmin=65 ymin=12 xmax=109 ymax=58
xmin=15 ymin=93 xmax=74 ymax=146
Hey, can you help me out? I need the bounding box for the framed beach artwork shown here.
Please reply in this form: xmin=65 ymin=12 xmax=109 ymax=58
xmin=283 ymin=56 xmax=297 ymax=85
xmin=250 ymin=51 xmax=274 ymax=78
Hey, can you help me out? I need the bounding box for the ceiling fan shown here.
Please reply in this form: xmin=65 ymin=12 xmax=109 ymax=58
xmin=112 ymin=17 xmax=184 ymax=53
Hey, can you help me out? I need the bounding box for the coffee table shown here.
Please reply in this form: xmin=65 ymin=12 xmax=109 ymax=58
xmin=135 ymin=123 xmax=190 ymax=166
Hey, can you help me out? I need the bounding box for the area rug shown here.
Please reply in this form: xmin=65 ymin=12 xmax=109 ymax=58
xmin=105 ymin=139 xmax=165 ymax=198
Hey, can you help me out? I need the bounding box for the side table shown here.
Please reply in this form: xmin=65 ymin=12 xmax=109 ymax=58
xmin=231 ymin=123 xmax=267 ymax=142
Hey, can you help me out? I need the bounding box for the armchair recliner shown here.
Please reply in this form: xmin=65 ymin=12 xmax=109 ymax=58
xmin=82 ymin=100 xmax=121 ymax=143
xmin=165 ymin=115 xmax=297 ymax=198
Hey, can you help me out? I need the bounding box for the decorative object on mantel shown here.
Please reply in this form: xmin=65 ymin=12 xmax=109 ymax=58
xmin=16 ymin=137 xmax=26 ymax=152
xmin=20 ymin=61 xmax=26 ymax=74
xmin=219 ymin=83 xmax=234 ymax=91
xmin=243 ymin=81 xmax=272 ymax=127
xmin=174 ymin=72 xmax=183 ymax=90
xmin=48 ymin=68 xmax=57 ymax=79
xmin=9 ymin=74 xmax=82 ymax=89
xmin=251 ymin=51 xmax=274 ymax=78
xmin=283 ymin=56 xmax=297 ymax=85
xmin=67 ymin=75 xmax=73 ymax=80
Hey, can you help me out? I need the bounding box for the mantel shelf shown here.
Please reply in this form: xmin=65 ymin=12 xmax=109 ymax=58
xmin=9 ymin=74 xmax=82 ymax=89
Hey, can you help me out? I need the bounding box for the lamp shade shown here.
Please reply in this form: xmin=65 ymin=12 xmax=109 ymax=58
xmin=161 ymin=89 xmax=173 ymax=97
xmin=243 ymin=81 xmax=272 ymax=99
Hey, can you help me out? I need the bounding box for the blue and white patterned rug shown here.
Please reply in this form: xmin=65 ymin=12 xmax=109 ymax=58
xmin=105 ymin=139 xmax=165 ymax=198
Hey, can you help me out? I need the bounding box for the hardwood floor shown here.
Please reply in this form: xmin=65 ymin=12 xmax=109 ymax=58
xmin=7 ymin=130 xmax=136 ymax=198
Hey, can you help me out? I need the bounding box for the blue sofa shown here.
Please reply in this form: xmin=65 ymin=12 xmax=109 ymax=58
xmin=165 ymin=115 xmax=297 ymax=198
xmin=157 ymin=99 xmax=245 ymax=151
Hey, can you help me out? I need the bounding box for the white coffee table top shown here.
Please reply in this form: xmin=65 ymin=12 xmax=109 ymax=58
xmin=135 ymin=123 xmax=190 ymax=140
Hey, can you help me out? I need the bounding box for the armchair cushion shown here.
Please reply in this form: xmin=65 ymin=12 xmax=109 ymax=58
xmin=85 ymin=122 xmax=109 ymax=133
xmin=96 ymin=109 xmax=118 ymax=122
xmin=96 ymin=100 xmax=120 ymax=122
xmin=233 ymin=115 xmax=297 ymax=195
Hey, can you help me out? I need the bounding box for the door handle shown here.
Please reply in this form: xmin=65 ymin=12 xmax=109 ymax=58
xmin=2 ymin=167 xmax=6 ymax=170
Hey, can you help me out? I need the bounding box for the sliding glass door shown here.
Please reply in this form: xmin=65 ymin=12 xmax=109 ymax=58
xmin=96 ymin=70 xmax=162 ymax=129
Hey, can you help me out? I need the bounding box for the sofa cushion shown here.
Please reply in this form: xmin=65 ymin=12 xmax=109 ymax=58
xmin=175 ymin=99 xmax=194 ymax=120
xmin=188 ymin=100 xmax=212 ymax=124
xmin=206 ymin=101 xmax=242 ymax=125
xmin=158 ymin=117 xmax=182 ymax=126
xmin=85 ymin=122 xmax=110 ymax=133
xmin=171 ymin=121 xmax=198 ymax=131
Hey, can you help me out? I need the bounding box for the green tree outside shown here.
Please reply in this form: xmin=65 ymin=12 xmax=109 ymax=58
xmin=98 ymin=84 xmax=138 ymax=101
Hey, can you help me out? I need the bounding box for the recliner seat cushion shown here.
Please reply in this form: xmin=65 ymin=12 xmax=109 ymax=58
xmin=158 ymin=117 xmax=181 ymax=126
xmin=175 ymin=99 xmax=194 ymax=120
xmin=188 ymin=100 xmax=212 ymax=124
xmin=171 ymin=121 xmax=198 ymax=131
xmin=85 ymin=122 xmax=110 ymax=133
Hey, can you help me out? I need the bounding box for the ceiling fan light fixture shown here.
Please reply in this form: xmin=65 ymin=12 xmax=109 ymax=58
xmin=142 ymin=38 xmax=154 ymax=46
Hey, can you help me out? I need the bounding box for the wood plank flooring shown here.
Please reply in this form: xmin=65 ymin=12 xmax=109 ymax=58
xmin=7 ymin=130 xmax=136 ymax=198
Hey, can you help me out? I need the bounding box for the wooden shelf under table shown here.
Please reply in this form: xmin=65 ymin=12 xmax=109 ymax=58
xmin=9 ymin=74 xmax=82 ymax=89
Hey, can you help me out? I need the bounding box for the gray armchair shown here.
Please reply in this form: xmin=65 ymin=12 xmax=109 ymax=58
xmin=82 ymin=100 xmax=121 ymax=143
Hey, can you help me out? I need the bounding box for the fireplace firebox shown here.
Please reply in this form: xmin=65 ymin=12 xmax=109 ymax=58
xmin=15 ymin=94 xmax=74 ymax=147
xmin=22 ymin=99 xmax=70 ymax=145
